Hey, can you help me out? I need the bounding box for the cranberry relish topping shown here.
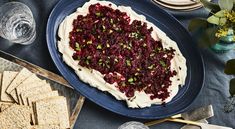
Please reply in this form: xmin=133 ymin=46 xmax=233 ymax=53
xmin=69 ymin=3 xmax=177 ymax=101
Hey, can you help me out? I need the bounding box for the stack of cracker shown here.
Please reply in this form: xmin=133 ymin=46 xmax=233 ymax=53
xmin=0 ymin=68 xmax=70 ymax=129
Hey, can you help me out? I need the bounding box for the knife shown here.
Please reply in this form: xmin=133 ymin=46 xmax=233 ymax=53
xmin=0 ymin=50 xmax=72 ymax=89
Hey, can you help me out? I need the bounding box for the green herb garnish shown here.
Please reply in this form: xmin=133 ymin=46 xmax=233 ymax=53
xmin=160 ymin=60 xmax=166 ymax=67
xmin=126 ymin=60 xmax=131 ymax=66
xmin=87 ymin=40 xmax=92 ymax=44
xmin=95 ymin=12 xmax=101 ymax=16
xmin=128 ymin=77 xmax=134 ymax=83
xmin=75 ymin=42 xmax=81 ymax=51
xmin=97 ymin=44 xmax=102 ymax=49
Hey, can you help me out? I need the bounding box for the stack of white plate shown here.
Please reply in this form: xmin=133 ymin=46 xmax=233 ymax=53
xmin=152 ymin=0 xmax=203 ymax=11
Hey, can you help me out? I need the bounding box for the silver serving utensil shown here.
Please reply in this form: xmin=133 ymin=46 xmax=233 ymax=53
xmin=145 ymin=105 xmax=214 ymax=126
xmin=170 ymin=105 xmax=214 ymax=121
xmin=179 ymin=105 xmax=214 ymax=121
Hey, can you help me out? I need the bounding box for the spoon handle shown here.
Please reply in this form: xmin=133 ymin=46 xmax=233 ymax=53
xmin=144 ymin=118 xmax=200 ymax=127
xmin=144 ymin=119 xmax=169 ymax=126
xmin=167 ymin=118 xmax=200 ymax=126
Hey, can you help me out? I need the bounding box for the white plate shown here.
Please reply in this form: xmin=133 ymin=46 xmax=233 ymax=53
xmin=157 ymin=0 xmax=198 ymax=6
xmin=153 ymin=0 xmax=202 ymax=11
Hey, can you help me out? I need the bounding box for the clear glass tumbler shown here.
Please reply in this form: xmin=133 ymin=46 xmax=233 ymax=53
xmin=0 ymin=2 xmax=36 ymax=45
xmin=118 ymin=121 xmax=149 ymax=129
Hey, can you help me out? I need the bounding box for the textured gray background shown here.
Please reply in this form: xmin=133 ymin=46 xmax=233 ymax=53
xmin=0 ymin=0 xmax=234 ymax=129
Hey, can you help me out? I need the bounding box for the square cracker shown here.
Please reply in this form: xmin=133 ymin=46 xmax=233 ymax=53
xmin=0 ymin=104 xmax=31 ymax=129
xmin=0 ymin=102 xmax=13 ymax=112
xmin=20 ymin=83 xmax=52 ymax=105
xmin=17 ymin=80 xmax=47 ymax=105
xmin=33 ymin=96 xmax=70 ymax=129
xmin=10 ymin=74 xmax=42 ymax=103
xmin=20 ymin=84 xmax=52 ymax=125
xmin=6 ymin=68 xmax=33 ymax=98
xmin=27 ymin=91 xmax=59 ymax=107
xmin=0 ymin=71 xmax=18 ymax=102
xmin=29 ymin=125 xmax=60 ymax=129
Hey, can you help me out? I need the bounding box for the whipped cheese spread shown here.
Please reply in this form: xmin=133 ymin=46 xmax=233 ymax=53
xmin=58 ymin=0 xmax=187 ymax=108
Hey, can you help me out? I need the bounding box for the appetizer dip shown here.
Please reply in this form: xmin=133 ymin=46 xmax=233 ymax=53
xmin=58 ymin=0 xmax=187 ymax=108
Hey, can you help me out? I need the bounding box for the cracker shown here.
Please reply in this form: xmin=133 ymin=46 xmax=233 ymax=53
xmin=20 ymin=84 xmax=52 ymax=125
xmin=29 ymin=125 xmax=60 ymax=129
xmin=0 ymin=102 xmax=13 ymax=112
xmin=0 ymin=71 xmax=18 ymax=102
xmin=0 ymin=104 xmax=31 ymax=129
xmin=34 ymin=96 xmax=70 ymax=129
xmin=27 ymin=91 xmax=59 ymax=107
xmin=17 ymin=80 xmax=47 ymax=105
xmin=20 ymin=84 xmax=52 ymax=105
xmin=10 ymin=74 xmax=42 ymax=103
xmin=6 ymin=68 xmax=33 ymax=97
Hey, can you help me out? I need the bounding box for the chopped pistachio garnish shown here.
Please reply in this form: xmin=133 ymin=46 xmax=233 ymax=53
xmin=95 ymin=12 xmax=101 ymax=16
xmin=159 ymin=60 xmax=166 ymax=67
xmin=75 ymin=42 xmax=81 ymax=51
xmin=128 ymin=77 xmax=134 ymax=83
xmin=97 ymin=44 xmax=102 ymax=49
xmin=156 ymin=48 xmax=162 ymax=52
xmin=87 ymin=40 xmax=92 ymax=44
xmin=110 ymin=18 xmax=114 ymax=24
xmin=129 ymin=32 xmax=139 ymax=38
xmin=102 ymin=25 xmax=106 ymax=30
xmin=133 ymin=77 xmax=137 ymax=81
xmin=114 ymin=58 xmax=118 ymax=62
xmin=85 ymin=60 xmax=90 ymax=65
xmin=126 ymin=60 xmax=131 ymax=66
xmin=76 ymin=29 xmax=82 ymax=32
xmin=150 ymin=53 xmax=155 ymax=57
xmin=109 ymin=30 xmax=113 ymax=33
xmin=98 ymin=59 xmax=102 ymax=66
xmin=121 ymin=82 xmax=125 ymax=86
xmin=148 ymin=64 xmax=154 ymax=69
xmin=127 ymin=46 xmax=131 ymax=50
xmin=143 ymin=43 xmax=147 ymax=47
xmin=87 ymin=56 xmax=92 ymax=59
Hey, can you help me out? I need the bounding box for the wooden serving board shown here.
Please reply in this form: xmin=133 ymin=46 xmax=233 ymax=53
xmin=0 ymin=57 xmax=85 ymax=129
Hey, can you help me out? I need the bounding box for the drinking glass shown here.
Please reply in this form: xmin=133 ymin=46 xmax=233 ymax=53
xmin=118 ymin=121 xmax=149 ymax=129
xmin=0 ymin=2 xmax=36 ymax=45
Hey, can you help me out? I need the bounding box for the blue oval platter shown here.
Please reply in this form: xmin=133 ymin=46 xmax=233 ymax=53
xmin=46 ymin=0 xmax=205 ymax=119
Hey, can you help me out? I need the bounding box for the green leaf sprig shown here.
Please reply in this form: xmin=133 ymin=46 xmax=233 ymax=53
xmin=188 ymin=0 xmax=235 ymax=112
xmin=188 ymin=0 xmax=235 ymax=47
xmin=224 ymin=59 xmax=235 ymax=96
